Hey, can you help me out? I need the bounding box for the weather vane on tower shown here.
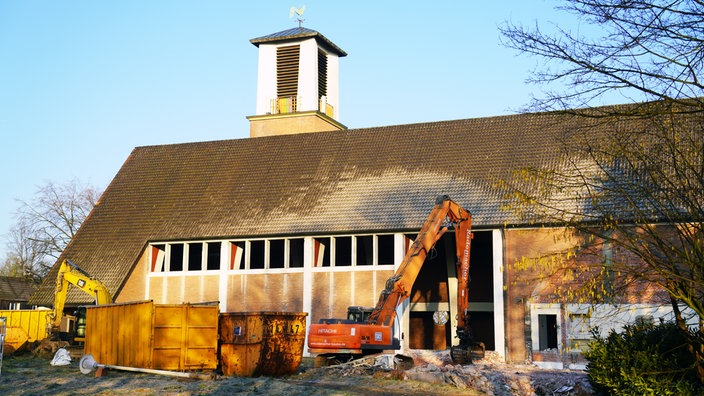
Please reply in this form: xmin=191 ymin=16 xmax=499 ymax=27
xmin=290 ymin=5 xmax=305 ymax=27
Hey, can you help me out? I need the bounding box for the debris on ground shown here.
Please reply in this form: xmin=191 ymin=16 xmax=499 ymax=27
xmin=303 ymin=350 xmax=593 ymax=396
xmin=49 ymin=348 xmax=72 ymax=366
xmin=32 ymin=338 xmax=69 ymax=357
xmin=0 ymin=350 xmax=594 ymax=395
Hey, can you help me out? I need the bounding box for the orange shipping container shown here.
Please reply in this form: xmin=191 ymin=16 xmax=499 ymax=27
xmin=84 ymin=301 xmax=218 ymax=371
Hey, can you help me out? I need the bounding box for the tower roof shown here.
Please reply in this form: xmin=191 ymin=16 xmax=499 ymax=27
xmin=250 ymin=27 xmax=347 ymax=57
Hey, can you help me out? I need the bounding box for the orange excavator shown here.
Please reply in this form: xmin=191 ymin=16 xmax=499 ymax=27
xmin=307 ymin=195 xmax=485 ymax=364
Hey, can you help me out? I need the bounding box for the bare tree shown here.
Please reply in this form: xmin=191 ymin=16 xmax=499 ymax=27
xmin=500 ymin=0 xmax=704 ymax=382
xmin=1 ymin=219 xmax=51 ymax=281
xmin=501 ymin=0 xmax=704 ymax=112
xmin=2 ymin=179 xmax=101 ymax=282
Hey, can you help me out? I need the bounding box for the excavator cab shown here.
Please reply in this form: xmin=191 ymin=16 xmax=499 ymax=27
xmin=315 ymin=307 xmax=374 ymax=325
xmin=346 ymin=306 xmax=374 ymax=323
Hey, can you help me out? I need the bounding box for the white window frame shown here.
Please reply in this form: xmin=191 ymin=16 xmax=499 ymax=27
xmin=530 ymin=303 xmax=562 ymax=352
xmin=149 ymin=233 xmax=397 ymax=275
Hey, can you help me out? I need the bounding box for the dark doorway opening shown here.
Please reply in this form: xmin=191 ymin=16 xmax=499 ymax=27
xmin=409 ymin=231 xmax=494 ymax=350
xmin=538 ymin=314 xmax=558 ymax=350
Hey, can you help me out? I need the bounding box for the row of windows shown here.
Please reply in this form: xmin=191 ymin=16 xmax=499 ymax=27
xmin=315 ymin=235 xmax=396 ymax=267
xmin=150 ymin=234 xmax=400 ymax=273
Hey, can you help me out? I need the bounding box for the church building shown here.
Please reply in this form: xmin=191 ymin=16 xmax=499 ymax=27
xmin=30 ymin=26 xmax=679 ymax=368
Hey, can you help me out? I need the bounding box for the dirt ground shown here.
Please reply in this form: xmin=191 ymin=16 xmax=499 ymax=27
xmin=0 ymin=350 xmax=593 ymax=395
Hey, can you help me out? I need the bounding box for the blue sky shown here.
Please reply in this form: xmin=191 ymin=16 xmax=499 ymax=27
xmin=0 ymin=1 xmax=587 ymax=260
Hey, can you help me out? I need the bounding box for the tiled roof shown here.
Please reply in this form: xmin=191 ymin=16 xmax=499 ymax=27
xmin=0 ymin=276 xmax=37 ymax=302
xmin=30 ymin=112 xmax=575 ymax=305
xmin=250 ymin=27 xmax=347 ymax=56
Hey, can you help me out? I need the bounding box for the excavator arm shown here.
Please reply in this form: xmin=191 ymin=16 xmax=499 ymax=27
xmin=450 ymin=200 xmax=484 ymax=363
xmin=367 ymin=195 xmax=469 ymax=327
xmin=51 ymin=259 xmax=112 ymax=330
xmin=308 ymin=195 xmax=483 ymax=363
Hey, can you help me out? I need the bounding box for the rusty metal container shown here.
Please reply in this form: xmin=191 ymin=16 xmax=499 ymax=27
xmin=258 ymin=312 xmax=308 ymax=376
xmin=219 ymin=311 xmax=307 ymax=376
xmin=0 ymin=310 xmax=51 ymax=353
xmin=218 ymin=312 xmax=263 ymax=376
xmin=85 ymin=301 xmax=218 ymax=371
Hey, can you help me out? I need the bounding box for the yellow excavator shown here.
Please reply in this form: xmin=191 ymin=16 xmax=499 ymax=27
xmin=0 ymin=259 xmax=111 ymax=353
xmin=49 ymin=259 xmax=112 ymax=342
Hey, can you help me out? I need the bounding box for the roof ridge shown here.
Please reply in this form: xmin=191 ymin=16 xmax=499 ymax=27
xmin=250 ymin=27 xmax=347 ymax=57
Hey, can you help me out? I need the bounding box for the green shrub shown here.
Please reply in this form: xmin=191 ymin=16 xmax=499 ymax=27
xmin=583 ymin=321 xmax=702 ymax=395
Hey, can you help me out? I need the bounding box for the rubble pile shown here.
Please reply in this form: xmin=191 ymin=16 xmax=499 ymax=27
xmin=403 ymin=362 xmax=591 ymax=395
xmin=31 ymin=338 xmax=70 ymax=357
xmin=404 ymin=350 xmax=593 ymax=396
xmin=313 ymin=350 xmax=593 ymax=395
xmin=315 ymin=353 xmax=414 ymax=377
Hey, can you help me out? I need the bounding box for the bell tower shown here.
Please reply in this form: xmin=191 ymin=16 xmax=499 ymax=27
xmin=247 ymin=27 xmax=347 ymax=137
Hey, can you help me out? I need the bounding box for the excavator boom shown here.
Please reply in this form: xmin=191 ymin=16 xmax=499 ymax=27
xmin=51 ymin=259 xmax=112 ymax=330
xmin=367 ymin=195 xmax=469 ymax=327
xmin=307 ymin=195 xmax=483 ymax=363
